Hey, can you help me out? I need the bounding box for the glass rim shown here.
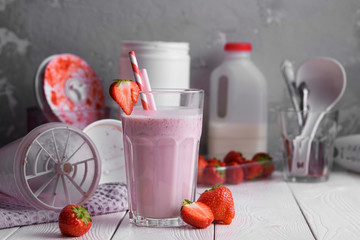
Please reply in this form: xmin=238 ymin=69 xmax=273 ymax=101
xmin=139 ymin=88 xmax=204 ymax=94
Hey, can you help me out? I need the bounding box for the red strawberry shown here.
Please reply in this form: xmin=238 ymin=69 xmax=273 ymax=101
xmin=59 ymin=205 xmax=92 ymax=237
xmin=224 ymin=151 xmax=245 ymax=164
xmin=197 ymin=185 xmax=235 ymax=225
xmin=207 ymin=158 xmax=226 ymax=167
xmin=252 ymin=152 xmax=274 ymax=178
xmin=180 ymin=199 xmax=214 ymax=228
xmin=217 ymin=160 xmax=226 ymax=167
xmin=260 ymin=162 xmax=274 ymax=178
xmin=207 ymin=158 xmax=220 ymax=165
xmin=226 ymin=161 xmax=244 ymax=184
xmin=197 ymin=155 xmax=207 ymax=184
xmin=109 ymin=79 xmax=139 ymax=115
xmin=252 ymin=152 xmax=272 ymax=162
xmin=243 ymin=160 xmax=263 ymax=180
xmin=202 ymin=161 xmax=226 ymax=185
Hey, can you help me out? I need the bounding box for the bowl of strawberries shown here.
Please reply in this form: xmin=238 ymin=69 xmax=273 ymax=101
xmin=197 ymin=151 xmax=274 ymax=185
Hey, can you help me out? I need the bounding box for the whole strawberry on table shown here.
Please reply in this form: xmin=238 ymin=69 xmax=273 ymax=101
xmin=59 ymin=205 xmax=92 ymax=237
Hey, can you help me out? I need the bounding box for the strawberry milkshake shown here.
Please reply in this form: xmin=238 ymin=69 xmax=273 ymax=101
xmin=121 ymin=89 xmax=204 ymax=227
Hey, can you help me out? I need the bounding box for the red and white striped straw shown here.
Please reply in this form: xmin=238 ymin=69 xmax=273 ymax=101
xmin=129 ymin=51 xmax=150 ymax=110
xmin=140 ymin=69 xmax=157 ymax=110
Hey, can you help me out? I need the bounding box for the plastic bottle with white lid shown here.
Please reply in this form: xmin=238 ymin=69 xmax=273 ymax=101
xmin=208 ymin=42 xmax=268 ymax=159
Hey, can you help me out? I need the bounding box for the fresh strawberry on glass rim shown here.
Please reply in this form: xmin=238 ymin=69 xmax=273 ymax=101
xmin=58 ymin=205 xmax=92 ymax=237
xmin=109 ymin=79 xmax=139 ymax=115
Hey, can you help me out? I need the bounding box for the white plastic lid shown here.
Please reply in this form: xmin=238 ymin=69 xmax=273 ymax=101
xmin=121 ymin=41 xmax=189 ymax=59
xmin=83 ymin=119 xmax=125 ymax=184
xmin=14 ymin=122 xmax=101 ymax=211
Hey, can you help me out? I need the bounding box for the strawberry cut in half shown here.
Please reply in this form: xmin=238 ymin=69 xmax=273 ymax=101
xmin=109 ymin=79 xmax=139 ymax=115
xmin=181 ymin=199 xmax=214 ymax=228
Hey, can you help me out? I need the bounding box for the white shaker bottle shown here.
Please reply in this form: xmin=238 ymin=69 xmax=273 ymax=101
xmin=208 ymin=42 xmax=268 ymax=159
xmin=119 ymin=41 xmax=190 ymax=89
xmin=0 ymin=122 xmax=101 ymax=211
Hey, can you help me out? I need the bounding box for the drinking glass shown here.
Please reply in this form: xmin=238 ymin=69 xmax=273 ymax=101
xmin=121 ymin=89 xmax=204 ymax=227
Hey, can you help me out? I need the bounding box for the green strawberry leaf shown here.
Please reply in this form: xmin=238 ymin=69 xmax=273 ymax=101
xmin=214 ymin=163 xmax=225 ymax=178
xmin=206 ymin=184 xmax=222 ymax=192
xmin=72 ymin=205 xmax=92 ymax=225
xmin=113 ymin=79 xmax=132 ymax=87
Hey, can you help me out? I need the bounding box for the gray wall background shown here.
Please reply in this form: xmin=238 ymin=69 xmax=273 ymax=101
xmin=1 ymin=0 xmax=360 ymax=161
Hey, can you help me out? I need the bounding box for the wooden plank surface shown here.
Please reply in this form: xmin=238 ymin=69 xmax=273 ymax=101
xmin=4 ymin=211 xmax=126 ymax=240
xmin=0 ymin=228 xmax=19 ymax=239
xmin=4 ymin=171 xmax=360 ymax=239
xmin=112 ymin=211 xmax=214 ymax=240
xmin=215 ymin=174 xmax=314 ymax=240
xmin=112 ymin=187 xmax=214 ymax=240
xmin=289 ymin=171 xmax=360 ymax=240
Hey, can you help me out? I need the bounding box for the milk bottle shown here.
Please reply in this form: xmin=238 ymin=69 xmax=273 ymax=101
xmin=208 ymin=42 xmax=268 ymax=159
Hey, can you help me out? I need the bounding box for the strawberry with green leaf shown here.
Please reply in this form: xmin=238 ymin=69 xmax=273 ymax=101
xmin=224 ymin=151 xmax=245 ymax=164
xmin=197 ymin=184 xmax=235 ymax=225
xmin=59 ymin=205 xmax=92 ymax=237
xmin=109 ymin=79 xmax=139 ymax=115
xmin=252 ymin=152 xmax=274 ymax=178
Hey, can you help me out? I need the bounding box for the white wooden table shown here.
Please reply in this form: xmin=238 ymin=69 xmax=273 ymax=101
xmin=1 ymin=170 xmax=360 ymax=240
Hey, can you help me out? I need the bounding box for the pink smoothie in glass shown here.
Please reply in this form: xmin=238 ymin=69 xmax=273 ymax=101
xmin=122 ymin=107 xmax=203 ymax=219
